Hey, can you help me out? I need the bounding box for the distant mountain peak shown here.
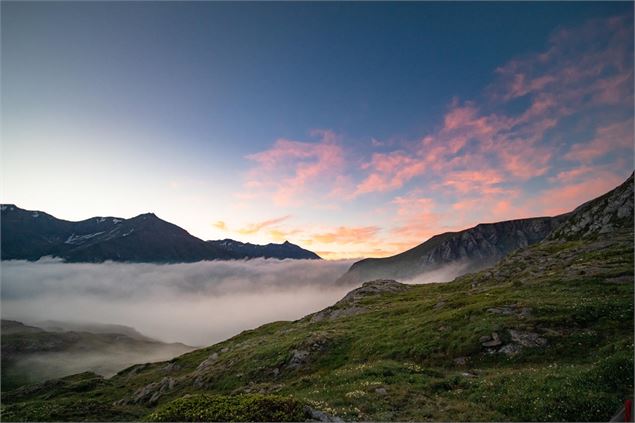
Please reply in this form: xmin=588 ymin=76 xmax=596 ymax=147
xmin=1 ymin=206 xmax=321 ymax=262
xmin=207 ymin=238 xmax=320 ymax=260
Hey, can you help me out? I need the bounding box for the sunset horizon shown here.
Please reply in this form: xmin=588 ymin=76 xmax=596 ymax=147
xmin=3 ymin=2 xmax=632 ymax=260
xmin=1 ymin=2 xmax=633 ymax=422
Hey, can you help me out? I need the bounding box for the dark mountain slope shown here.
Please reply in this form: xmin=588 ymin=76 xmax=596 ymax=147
xmin=338 ymin=173 xmax=634 ymax=285
xmin=207 ymin=239 xmax=320 ymax=260
xmin=3 ymin=175 xmax=632 ymax=422
xmin=547 ymin=172 xmax=633 ymax=240
xmin=338 ymin=215 xmax=567 ymax=285
xmin=0 ymin=206 xmax=319 ymax=262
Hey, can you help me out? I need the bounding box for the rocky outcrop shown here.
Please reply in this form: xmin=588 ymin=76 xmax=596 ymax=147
xmin=548 ymin=173 xmax=633 ymax=240
xmin=307 ymin=280 xmax=410 ymax=323
xmin=115 ymin=376 xmax=177 ymax=405
xmin=481 ymin=329 xmax=547 ymax=356
xmin=338 ymin=217 xmax=566 ymax=285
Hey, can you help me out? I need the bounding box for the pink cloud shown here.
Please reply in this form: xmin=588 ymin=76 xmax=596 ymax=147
xmin=389 ymin=194 xmax=445 ymax=246
xmin=243 ymin=130 xmax=346 ymax=206
xmin=234 ymin=16 xmax=633 ymax=259
xmin=310 ymin=226 xmax=380 ymax=244
xmin=440 ymin=170 xmax=505 ymax=195
xmin=354 ymin=151 xmax=426 ymax=196
xmin=533 ymin=172 xmax=625 ymax=216
xmin=565 ymin=119 xmax=634 ymax=164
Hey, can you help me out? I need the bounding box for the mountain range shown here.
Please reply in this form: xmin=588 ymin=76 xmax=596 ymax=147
xmin=337 ymin=174 xmax=634 ymax=285
xmin=0 ymin=205 xmax=320 ymax=262
xmin=2 ymin=173 xmax=632 ymax=422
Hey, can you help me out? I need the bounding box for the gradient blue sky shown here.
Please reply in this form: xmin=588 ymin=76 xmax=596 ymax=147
xmin=2 ymin=2 xmax=633 ymax=258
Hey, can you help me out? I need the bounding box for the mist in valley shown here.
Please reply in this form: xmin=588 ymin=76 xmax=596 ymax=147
xmin=1 ymin=258 xmax=357 ymax=347
xmin=1 ymin=257 xmax=465 ymax=386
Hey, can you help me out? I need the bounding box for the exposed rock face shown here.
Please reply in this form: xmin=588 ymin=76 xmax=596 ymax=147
xmin=339 ymin=279 xmax=410 ymax=302
xmin=116 ymin=376 xmax=177 ymax=405
xmin=337 ymin=173 xmax=634 ymax=286
xmin=547 ymin=173 xmax=634 ymax=240
xmin=307 ymin=280 xmax=410 ymax=323
xmin=338 ymin=217 xmax=566 ymax=285
xmin=196 ymin=353 xmax=219 ymax=371
xmin=481 ymin=329 xmax=548 ymax=356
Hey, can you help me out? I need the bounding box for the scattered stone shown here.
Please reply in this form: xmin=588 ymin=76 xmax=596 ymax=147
xmin=481 ymin=332 xmax=502 ymax=348
xmin=121 ymin=364 xmax=145 ymax=381
xmin=272 ymin=368 xmax=280 ymax=377
xmin=304 ymin=406 xmax=344 ymax=422
xmin=434 ymin=301 xmax=446 ymax=309
xmin=498 ymin=343 xmax=522 ymax=356
xmin=508 ymin=329 xmax=547 ymax=348
xmin=375 ymin=387 xmax=387 ymax=395
xmin=196 ymin=352 xmax=219 ymax=371
xmin=220 ymin=347 xmax=229 ymax=353
xmin=479 ymin=335 xmax=492 ymax=343
xmin=287 ymin=349 xmax=310 ymax=369
xmin=162 ymin=362 xmax=180 ymax=373
xmin=119 ymin=377 xmax=176 ymax=405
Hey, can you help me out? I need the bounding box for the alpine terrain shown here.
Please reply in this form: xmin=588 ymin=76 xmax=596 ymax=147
xmin=1 ymin=175 xmax=632 ymax=422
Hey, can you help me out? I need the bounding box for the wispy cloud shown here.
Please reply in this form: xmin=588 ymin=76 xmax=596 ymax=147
xmin=212 ymin=220 xmax=228 ymax=231
xmin=237 ymin=215 xmax=291 ymax=235
xmin=310 ymin=226 xmax=380 ymax=244
xmin=242 ymin=130 xmax=346 ymax=207
xmin=233 ymin=15 xmax=633 ymax=259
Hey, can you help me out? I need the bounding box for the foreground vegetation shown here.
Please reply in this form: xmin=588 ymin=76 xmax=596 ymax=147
xmin=1 ymin=226 xmax=632 ymax=421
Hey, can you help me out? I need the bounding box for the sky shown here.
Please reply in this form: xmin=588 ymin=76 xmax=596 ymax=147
xmin=2 ymin=2 xmax=633 ymax=259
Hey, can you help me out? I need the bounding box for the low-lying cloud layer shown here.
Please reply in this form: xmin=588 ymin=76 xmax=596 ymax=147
xmin=1 ymin=258 xmax=355 ymax=346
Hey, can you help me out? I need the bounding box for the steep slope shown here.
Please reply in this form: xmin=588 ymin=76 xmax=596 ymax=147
xmin=207 ymin=239 xmax=321 ymax=260
xmin=57 ymin=213 xmax=238 ymax=263
xmin=2 ymin=177 xmax=633 ymax=422
xmin=338 ymin=216 xmax=566 ymax=285
xmin=0 ymin=205 xmax=76 ymax=260
xmin=338 ymin=173 xmax=634 ymax=286
xmin=547 ymin=172 xmax=633 ymax=240
xmin=0 ymin=206 xmax=320 ymax=262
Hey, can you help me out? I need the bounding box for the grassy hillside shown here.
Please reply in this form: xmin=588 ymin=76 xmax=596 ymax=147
xmin=2 ymin=228 xmax=632 ymax=421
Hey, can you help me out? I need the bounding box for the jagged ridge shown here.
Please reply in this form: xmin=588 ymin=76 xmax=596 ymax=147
xmin=0 ymin=205 xmax=319 ymax=263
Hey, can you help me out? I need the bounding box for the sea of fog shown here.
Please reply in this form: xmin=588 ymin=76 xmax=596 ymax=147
xmin=1 ymin=258 xmax=357 ymax=346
